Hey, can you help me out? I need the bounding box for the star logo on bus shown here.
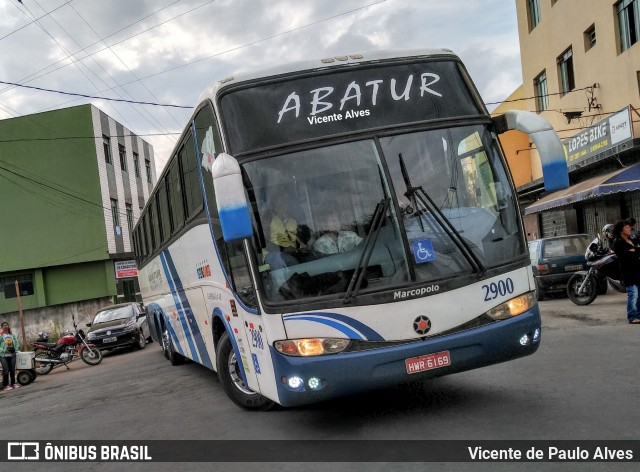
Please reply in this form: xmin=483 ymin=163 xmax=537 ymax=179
xmin=413 ymin=316 xmax=431 ymax=335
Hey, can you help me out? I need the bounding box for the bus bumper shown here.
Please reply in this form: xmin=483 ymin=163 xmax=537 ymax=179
xmin=269 ymin=307 xmax=541 ymax=407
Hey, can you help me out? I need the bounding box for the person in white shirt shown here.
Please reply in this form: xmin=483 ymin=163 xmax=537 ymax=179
xmin=313 ymin=213 xmax=362 ymax=255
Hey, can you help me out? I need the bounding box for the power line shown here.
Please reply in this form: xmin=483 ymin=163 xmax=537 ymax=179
xmin=0 ymin=0 xmax=213 ymax=96
xmin=0 ymin=0 xmax=73 ymax=42
xmin=99 ymin=0 xmax=390 ymax=87
xmin=68 ymin=2 xmax=184 ymax=129
xmin=486 ymin=85 xmax=597 ymax=107
xmin=0 ymin=161 xmax=143 ymax=226
xmin=13 ymin=1 xmax=111 ymax=104
xmin=48 ymin=0 xmax=181 ymax=148
xmin=2 ymin=0 xmax=387 ymax=104
xmin=0 ymin=80 xmax=191 ymax=108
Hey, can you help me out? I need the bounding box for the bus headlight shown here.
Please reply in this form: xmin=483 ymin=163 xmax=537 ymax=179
xmin=274 ymin=338 xmax=350 ymax=356
xmin=486 ymin=292 xmax=536 ymax=320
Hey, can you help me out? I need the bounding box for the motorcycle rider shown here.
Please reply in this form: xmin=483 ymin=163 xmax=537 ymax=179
xmin=585 ymin=224 xmax=614 ymax=261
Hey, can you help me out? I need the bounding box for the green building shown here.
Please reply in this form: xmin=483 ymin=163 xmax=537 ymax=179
xmin=0 ymin=104 xmax=156 ymax=336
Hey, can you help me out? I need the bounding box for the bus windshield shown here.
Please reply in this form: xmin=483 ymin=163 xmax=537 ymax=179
xmin=243 ymin=123 xmax=524 ymax=304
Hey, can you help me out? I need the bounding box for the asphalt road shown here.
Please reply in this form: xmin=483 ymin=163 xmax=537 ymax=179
xmin=539 ymin=287 xmax=629 ymax=329
xmin=2 ymin=290 xmax=638 ymax=472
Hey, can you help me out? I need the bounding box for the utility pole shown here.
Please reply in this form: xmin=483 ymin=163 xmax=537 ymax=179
xmin=15 ymin=280 xmax=27 ymax=349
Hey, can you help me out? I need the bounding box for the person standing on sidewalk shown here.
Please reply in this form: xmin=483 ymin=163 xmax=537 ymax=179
xmin=612 ymin=221 xmax=640 ymax=324
xmin=0 ymin=321 xmax=21 ymax=390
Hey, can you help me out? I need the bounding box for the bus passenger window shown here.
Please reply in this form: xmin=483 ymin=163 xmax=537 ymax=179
xmin=167 ymin=158 xmax=185 ymax=233
xmin=226 ymin=241 xmax=255 ymax=307
xmin=179 ymin=132 xmax=203 ymax=220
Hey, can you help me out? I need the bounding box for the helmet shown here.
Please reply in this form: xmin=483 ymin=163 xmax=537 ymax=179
xmin=602 ymin=224 xmax=614 ymax=240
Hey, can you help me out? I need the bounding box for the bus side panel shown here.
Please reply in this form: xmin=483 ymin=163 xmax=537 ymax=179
xmin=239 ymin=311 xmax=280 ymax=403
xmin=205 ymin=290 xmax=264 ymax=394
xmin=177 ymin=286 xmax=215 ymax=369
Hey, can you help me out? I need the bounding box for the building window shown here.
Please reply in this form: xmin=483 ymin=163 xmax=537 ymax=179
xmin=145 ymin=159 xmax=152 ymax=183
xmin=557 ymin=47 xmax=575 ymax=95
xmin=534 ymin=70 xmax=549 ymax=112
xmin=584 ymin=24 xmax=596 ymax=51
xmin=118 ymin=144 xmax=127 ymax=172
xmin=126 ymin=203 xmax=133 ymax=232
xmin=2 ymin=274 xmax=34 ymax=299
xmin=133 ymin=152 xmax=140 ymax=178
xmin=527 ymin=0 xmax=541 ymax=31
xmin=111 ymin=198 xmax=120 ymax=231
xmin=618 ymin=0 xmax=640 ymax=52
xmin=103 ymin=135 xmax=112 ymax=164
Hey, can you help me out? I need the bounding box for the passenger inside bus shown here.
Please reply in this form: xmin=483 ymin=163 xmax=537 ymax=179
xmin=313 ymin=210 xmax=363 ymax=256
xmin=263 ymin=190 xmax=312 ymax=270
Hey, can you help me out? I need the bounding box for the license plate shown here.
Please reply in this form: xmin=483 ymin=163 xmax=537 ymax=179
xmin=405 ymin=350 xmax=451 ymax=374
xmin=565 ymin=264 xmax=582 ymax=271
xmin=103 ymin=337 xmax=117 ymax=343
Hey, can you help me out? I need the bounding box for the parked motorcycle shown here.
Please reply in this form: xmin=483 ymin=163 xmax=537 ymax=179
xmin=566 ymin=253 xmax=626 ymax=306
xmin=33 ymin=314 xmax=103 ymax=374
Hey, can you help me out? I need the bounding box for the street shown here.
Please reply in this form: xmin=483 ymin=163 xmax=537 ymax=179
xmin=2 ymin=290 xmax=639 ymax=471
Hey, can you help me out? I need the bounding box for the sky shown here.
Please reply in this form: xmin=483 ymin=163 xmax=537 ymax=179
xmin=0 ymin=0 xmax=523 ymax=174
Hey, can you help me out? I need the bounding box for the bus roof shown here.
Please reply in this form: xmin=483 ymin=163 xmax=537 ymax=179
xmin=196 ymin=48 xmax=458 ymax=105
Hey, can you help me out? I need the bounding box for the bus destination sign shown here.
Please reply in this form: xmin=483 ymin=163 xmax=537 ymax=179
xmin=220 ymin=60 xmax=482 ymax=155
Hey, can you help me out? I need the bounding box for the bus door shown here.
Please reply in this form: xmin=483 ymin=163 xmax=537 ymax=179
xmin=224 ymin=241 xmax=279 ymax=399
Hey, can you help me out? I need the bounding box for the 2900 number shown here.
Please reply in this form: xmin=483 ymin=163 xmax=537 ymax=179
xmin=482 ymin=278 xmax=514 ymax=301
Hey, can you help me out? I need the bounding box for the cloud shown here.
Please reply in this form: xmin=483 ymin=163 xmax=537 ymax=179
xmin=0 ymin=0 xmax=523 ymax=173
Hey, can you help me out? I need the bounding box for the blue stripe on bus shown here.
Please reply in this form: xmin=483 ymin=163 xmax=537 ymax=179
xmin=147 ymin=302 xmax=181 ymax=351
xmin=163 ymin=250 xmax=213 ymax=369
xmin=191 ymin=122 xmax=258 ymax=316
xmin=283 ymin=312 xmax=385 ymax=341
xmin=213 ymin=307 xmax=250 ymax=386
xmin=164 ymin=313 xmax=182 ymax=354
xmin=160 ymin=251 xmax=198 ymax=361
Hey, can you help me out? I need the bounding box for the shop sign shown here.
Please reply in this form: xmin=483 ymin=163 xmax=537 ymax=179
xmin=115 ymin=260 xmax=138 ymax=279
xmin=563 ymin=107 xmax=633 ymax=165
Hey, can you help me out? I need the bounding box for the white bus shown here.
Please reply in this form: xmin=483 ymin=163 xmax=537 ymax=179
xmin=133 ymin=49 xmax=568 ymax=410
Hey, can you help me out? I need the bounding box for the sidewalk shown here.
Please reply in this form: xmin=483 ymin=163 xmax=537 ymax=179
xmin=538 ymin=289 xmax=629 ymax=330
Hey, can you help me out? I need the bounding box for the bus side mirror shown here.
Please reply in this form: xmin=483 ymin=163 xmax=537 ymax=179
xmin=212 ymin=153 xmax=253 ymax=242
xmin=493 ymin=110 xmax=569 ymax=192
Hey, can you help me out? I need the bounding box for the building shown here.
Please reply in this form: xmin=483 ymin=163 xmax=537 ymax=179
xmin=0 ymin=104 xmax=156 ymax=337
xmin=502 ymin=0 xmax=640 ymax=239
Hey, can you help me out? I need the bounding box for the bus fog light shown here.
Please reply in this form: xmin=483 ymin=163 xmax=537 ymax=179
xmin=308 ymin=377 xmax=323 ymax=390
xmin=533 ymin=328 xmax=540 ymax=342
xmin=287 ymin=376 xmax=304 ymax=389
xmin=519 ymin=334 xmax=530 ymax=346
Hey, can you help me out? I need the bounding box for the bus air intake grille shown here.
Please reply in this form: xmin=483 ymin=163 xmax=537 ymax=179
xmin=343 ymin=315 xmax=496 ymax=352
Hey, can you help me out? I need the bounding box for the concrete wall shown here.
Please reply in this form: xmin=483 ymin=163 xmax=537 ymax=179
xmin=1 ymin=297 xmax=113 ymax=346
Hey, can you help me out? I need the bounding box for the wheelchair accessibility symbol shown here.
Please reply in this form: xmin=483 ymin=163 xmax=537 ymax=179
xmin=411 ymin=239 xmax=436 ymax=264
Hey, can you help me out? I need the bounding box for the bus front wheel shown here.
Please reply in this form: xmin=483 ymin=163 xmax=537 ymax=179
xmin=216 ymin=332 xmax=274 ymax=411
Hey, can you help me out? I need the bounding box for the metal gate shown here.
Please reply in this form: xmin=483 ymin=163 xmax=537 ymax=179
xmin=540 ymin=210 xmax=567 ymax=237
xmin=627 ymin=192 xmax=640 ymax=220
xmin=582 ymin=200 xmax=607 ymax=238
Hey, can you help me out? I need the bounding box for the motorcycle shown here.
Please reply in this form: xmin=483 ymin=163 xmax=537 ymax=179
xmin=33 ymin=314 xmax=103 ymax=375
xmin=566 ymin=252 xmax=626 ymax=306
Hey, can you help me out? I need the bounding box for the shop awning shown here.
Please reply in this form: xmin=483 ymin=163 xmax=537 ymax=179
xmin=524 ymin=163 xmax=640 ymax=215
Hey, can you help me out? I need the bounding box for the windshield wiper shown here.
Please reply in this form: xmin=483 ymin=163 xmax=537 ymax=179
xmin=343 ymin=197 xmax=390 ymax=305
xmin=399 ymin=154 xmax=485 ymax=274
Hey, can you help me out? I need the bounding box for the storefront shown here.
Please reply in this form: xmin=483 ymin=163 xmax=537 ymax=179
xmin=114 ymin=260 xmax=141 ymax=303
xmin=521 ymin=106 xmax=640 ymax=239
